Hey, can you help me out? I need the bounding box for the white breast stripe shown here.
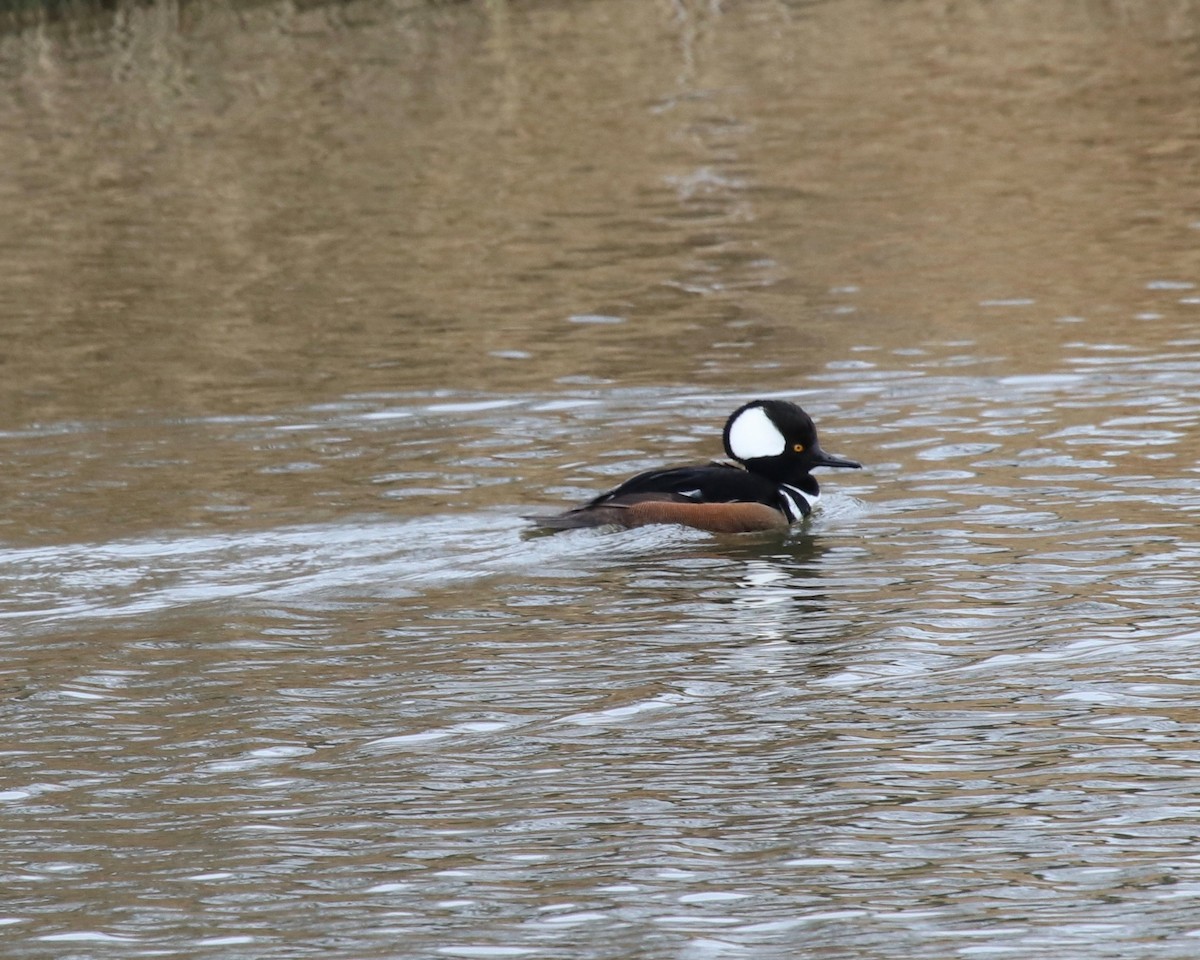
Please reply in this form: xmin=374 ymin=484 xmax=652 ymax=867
xmin=778 ymin=489 xmax=803 ymax=523
xmin=780 ymin=483 xmax=819 ymax=521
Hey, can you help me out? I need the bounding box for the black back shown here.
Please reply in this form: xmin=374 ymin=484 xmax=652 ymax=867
xmin=587 ymin=462 xmax=782 ymax=508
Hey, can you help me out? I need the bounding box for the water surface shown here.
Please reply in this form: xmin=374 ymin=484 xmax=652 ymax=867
xmin=3 ymin=1 xmax=1200 ymax=957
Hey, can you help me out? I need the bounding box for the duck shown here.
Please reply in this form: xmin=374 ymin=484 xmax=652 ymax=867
xmin=528 ymin=399 xmax=861 ymax=532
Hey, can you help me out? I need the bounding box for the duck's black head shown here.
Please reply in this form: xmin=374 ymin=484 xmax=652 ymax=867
xmin=722 ymin=399 xmax=861 ymax=484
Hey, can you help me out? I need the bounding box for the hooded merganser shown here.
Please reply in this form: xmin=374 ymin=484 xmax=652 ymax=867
xmin=528 ymin=399 xmax=862 ymax=532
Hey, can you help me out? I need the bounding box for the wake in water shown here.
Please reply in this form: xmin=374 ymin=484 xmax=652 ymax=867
xmin=0 ymin=499 xmax=865 ymax=633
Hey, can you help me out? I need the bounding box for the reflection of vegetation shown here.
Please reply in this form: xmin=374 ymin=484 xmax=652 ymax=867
xmin=1 ymin=0 xmax=118 ymax=13
xmin=0 ymin=0 xmax=463 ymax=25
xmin=3 ymin=0 xmax=137 ymax=31
xmin=0 ymin=0 xmax=464 ymax=35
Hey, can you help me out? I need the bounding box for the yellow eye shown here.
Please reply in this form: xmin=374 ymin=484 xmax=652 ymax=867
xmin=793 ymin=443 xmax=805 ymax=453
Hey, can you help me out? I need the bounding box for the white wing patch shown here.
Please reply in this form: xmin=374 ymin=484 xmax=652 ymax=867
xmin=677 ymin=489 xmax=703 ymax=499
xmin=726 ymin=405 xmax=786 ymax=460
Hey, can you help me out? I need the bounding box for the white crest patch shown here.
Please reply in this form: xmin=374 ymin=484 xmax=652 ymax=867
xmin=727 ymin=405 xmax=786 ymax=460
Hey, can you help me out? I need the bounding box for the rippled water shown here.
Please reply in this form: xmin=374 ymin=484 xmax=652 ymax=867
xmin=5 ymin=0 xmax=1200 ymax=957
xmin=9 ymin=321 xmax=1200 ymax=958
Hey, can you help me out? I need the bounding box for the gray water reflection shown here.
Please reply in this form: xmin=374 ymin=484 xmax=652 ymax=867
xmin=5 ymin=0 xmax=1200 ymax=957
xmin=7 ymin=331 xmax=1200 ymax=956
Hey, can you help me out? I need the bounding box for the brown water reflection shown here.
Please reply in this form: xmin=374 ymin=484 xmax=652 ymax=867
xmin=4 ymin=2 xmax=1200 ymax=959
xmin=2 ymin=0 xmax=1199 ymax=425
